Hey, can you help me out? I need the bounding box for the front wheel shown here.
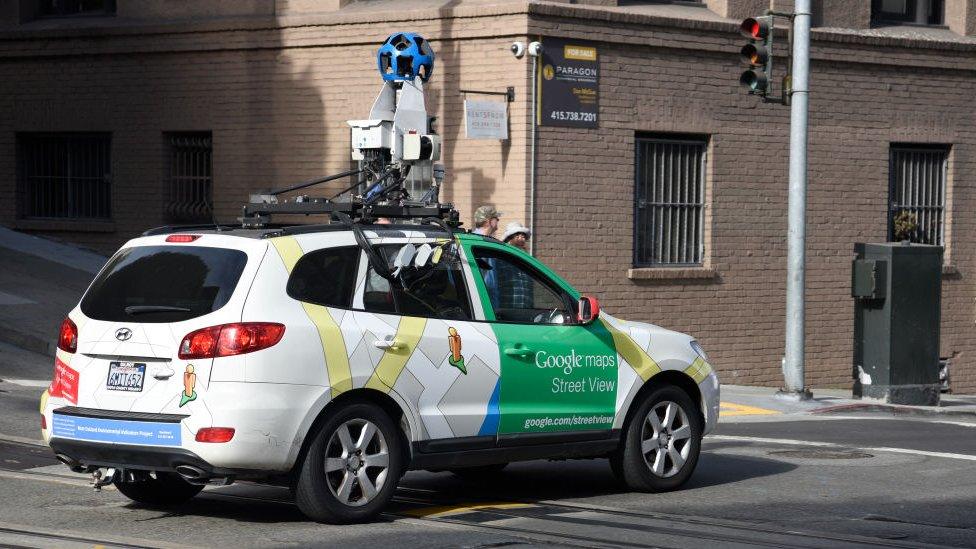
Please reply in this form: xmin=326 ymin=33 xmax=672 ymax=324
xmin=295 ymin=402 xmax=403 ymax=523
xmin=114 ymin=472 xmax=203 ymax=505
xmin=610 ymin=385 xmax=702 ymax=492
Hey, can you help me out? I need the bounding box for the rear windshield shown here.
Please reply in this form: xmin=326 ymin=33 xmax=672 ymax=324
xmin=81 ymin=245 xmax=249 ymax=323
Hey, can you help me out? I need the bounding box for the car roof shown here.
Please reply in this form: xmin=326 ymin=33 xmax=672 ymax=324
xmin=142 ymin=223 xmax=471 ymax=240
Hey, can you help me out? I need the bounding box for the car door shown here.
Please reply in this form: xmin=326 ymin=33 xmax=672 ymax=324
xmin=464 ymin=241 xmax=618 ymax=436
xmin=349 ymin=238 xmax=502 ymax=443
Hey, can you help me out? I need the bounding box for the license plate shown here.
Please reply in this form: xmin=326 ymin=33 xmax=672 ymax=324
xmin=107 ymin=362 xmax=146 ymax=392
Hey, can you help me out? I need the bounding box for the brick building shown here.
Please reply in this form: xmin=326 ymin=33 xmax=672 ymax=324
xmin=2 ymin=0 xmax=975 ymax=391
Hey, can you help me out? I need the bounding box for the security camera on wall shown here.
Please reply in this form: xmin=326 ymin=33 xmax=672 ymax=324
xmin=511 ymin=41 xmax=526 ymax=59
xmin=527 ymin=41 xmax=543 ymax=57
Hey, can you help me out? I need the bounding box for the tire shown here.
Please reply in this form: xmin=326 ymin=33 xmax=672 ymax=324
xmin=610 ymin=385 xmax=702 ymax=492
xmin=295 ymin=402 xmax=403 ymax=524
xmin=448 ymin=463 xmax=508 ymax=480
xmin=114 ymin=472 xmax=203 ymax=505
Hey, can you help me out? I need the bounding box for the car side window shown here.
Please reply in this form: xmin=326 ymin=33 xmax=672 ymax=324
xmin=287 ymin=246 xmax=359 ymax=308
xmin=363 ymin=244 xmax=473 ymax=320
xmin=472 ymin=247 xmax=574 ymax=325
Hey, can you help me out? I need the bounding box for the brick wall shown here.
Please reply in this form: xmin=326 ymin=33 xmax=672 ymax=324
xmin=2 ymin=0 xmax=975 ymax=392
xmin=527 ymin=5 xmax=976 ymax=392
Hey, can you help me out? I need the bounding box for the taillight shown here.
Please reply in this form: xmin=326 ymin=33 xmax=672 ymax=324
xmin=40 ymin=414 xmax=47 ymax=430
xmin=179 ymin=323 xmax=285 ymax=359
xmin=57 ymin=317 xmax=77 ymax=353
xmin=196 ymin=427 xmax=235 ymax=443
xmin=178 ymin=326 xmax=221 ymax=359
xmin=166 ymin=234 xmax=201 ymax=243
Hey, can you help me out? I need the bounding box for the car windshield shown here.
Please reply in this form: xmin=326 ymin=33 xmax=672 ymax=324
xmin=80 ymin=245 xmax=248 ymax=323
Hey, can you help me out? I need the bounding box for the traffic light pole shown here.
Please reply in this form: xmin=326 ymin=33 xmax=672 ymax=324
xmin=781 ymin=0 xmax=812 ymax=400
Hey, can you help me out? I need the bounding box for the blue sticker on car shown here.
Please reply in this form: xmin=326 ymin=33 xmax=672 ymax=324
xmin=52 ymin=414 xmax=182 ymax=446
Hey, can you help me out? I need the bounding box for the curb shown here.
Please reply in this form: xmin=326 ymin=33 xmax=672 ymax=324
xmin=0 ymin=322 xmax=55 ymax=358
xmin=810 ymin=402 xmax=976 ymax=418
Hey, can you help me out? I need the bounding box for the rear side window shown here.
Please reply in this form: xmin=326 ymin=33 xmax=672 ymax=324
xmin=287 ymin=246 xmax=359 ymax=308
xmin=81 ymin=245 xmax=248 ymax=323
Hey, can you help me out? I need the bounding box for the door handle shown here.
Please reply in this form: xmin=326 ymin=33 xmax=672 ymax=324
xmin=373 ymin=337 xmax=404 ymax=351
xmin=504 ymin=346 xmax=533 ymax=358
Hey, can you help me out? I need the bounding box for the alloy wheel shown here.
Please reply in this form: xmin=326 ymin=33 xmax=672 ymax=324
xmin=324 ymin=418 xmax=390 ymax=506
xmin=640 ymin=400 xmax=693 ymax=478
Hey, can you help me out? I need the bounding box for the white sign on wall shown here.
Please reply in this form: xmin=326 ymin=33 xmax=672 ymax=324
xmin=464 ymin=100 xmax=509 ymax=140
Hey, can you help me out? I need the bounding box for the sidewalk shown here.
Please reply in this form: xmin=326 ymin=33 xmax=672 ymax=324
xmin=0 ymin=228 xmax=106 ymax=356
xmin=720 ymin=384 xmax=976 ymax=421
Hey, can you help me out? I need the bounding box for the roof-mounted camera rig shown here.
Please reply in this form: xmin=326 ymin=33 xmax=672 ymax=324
xmin=240 ymin=32 xmax=457 ymax=230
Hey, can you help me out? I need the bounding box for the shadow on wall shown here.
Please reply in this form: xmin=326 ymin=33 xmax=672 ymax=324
xmin=430 ymin=0 xmax=499 ymax=222
xmin=233 ymin=23 xmax=328 ymax=226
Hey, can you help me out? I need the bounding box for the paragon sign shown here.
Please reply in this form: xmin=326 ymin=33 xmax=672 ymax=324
xmin=538 ymin=37 xmax=599 ymax=128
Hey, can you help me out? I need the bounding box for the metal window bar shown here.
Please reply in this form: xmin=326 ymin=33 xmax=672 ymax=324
xmin=166 ymin=133 xmax=213 ymax=223
xmin=18 ymin=133 xmax=111 ymax=220
xmin=634 ymin=137 xmax=706 ymax=266
xmin=888 ymin=145 xmax=947 ymax=246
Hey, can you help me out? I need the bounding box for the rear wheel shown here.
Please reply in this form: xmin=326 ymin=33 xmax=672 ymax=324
xmin=610 ymin=385 xmax=702 ymax=492
xmin=295 ymin=402 xmax=402 ymax=524
xmin=114 ymin=472 xmax=203 ymax=505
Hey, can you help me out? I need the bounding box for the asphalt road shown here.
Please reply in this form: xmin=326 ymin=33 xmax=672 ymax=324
xmin=2 ymin=345 xmax=975 ymax=548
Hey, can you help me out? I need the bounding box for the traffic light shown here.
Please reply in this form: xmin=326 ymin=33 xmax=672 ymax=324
xmin=739 ymin=16 xmax=772 ymax=96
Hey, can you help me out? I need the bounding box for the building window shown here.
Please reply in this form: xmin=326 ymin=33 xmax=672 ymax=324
xmin=872 ymin=0 xmax=943 ymax=25
xmin=17 ymin=133 xmax=112 ymax=220
xmin=165 ymin=133 xmax=213 ymax=224
xmin=634 ymin=135 xmax=706 ymax=267
xmin=38 ymin=0 xmax=116 ymax=17
xmin=888 ymin=144 xmax=948 ymax=245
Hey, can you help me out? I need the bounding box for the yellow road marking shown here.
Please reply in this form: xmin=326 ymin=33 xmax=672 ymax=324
xmin=720 ymin=402 xmax=781 ymax=416
xmin=401 ymin=502 xmax=533 ymax=518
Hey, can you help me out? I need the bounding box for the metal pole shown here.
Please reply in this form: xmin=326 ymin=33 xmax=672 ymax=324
xmin=781 ymin=0 xmax=812 ymax=400
xmin=529 ymin=49 xmax=538 ymax=256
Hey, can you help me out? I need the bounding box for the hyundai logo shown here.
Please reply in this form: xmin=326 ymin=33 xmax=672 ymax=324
xmin=115 ymin=328 xmax=133 ymax=341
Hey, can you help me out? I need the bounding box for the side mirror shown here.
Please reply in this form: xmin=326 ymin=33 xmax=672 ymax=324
xmin=577 ymin=295 xmax=600 ymax=324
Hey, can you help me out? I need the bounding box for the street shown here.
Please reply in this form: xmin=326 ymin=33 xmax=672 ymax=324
xmin=2 ymin=354 xmax=975 ymax=548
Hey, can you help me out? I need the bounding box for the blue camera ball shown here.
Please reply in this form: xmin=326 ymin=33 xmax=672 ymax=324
xmin=377 ymin=32 xmax=435 ymax=83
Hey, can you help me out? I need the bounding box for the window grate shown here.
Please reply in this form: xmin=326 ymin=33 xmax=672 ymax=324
xmin=165 ymin=133 xmax=213 ymax=224
xmin=18 ymin=133 xmax=112 ymax=220
xmin=634 ymin=136 xmax=706 ymax=267
xmin=888 ymin=145 xmax=948 ymax=246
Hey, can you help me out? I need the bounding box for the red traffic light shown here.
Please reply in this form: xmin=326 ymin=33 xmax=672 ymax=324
xmin=740 ymin=17 xmax=770 ymax=40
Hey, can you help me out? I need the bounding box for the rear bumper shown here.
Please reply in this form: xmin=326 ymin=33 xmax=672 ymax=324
xmin=48 ymin=438 xmax=233 ymax=476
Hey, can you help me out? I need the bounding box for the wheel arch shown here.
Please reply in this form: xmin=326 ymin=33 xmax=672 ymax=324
xmin=289 ymin=388 xmax=413 ymax=480
xmin=621 ymin=370 xmax=703 ymax=438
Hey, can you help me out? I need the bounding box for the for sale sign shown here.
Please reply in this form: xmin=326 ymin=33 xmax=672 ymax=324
xmin=538 ymin=37 xmax=599 ymax=128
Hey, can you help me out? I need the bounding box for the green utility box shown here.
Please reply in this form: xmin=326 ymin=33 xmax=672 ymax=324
xmin=852 ymin=242 xmax=942 ymax=405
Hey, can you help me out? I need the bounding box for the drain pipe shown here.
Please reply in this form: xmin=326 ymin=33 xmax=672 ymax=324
xmin=528 ymin=40 xmax=543 ymax=256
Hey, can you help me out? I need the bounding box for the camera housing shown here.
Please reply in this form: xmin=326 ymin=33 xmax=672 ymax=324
xmin=510 ymin=41 xmax=526 ymax=59
xmin=528 ymin=41 xmax=544 ymax=57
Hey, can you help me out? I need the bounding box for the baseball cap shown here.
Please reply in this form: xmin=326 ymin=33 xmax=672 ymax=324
xmin=473 ymin=205 xmax=503 ymax=225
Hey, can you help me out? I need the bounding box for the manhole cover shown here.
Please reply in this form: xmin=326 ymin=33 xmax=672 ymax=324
xmin=768 ymin=449 xmax=874 ymax=460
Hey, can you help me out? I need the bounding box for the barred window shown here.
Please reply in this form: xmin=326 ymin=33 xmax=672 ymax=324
xmin=872 ymin=0 xmax=943 ymax=25
xmin=165 ymin=133 xmax=213 ymax=224
xmin=634 ymin=135 xmax=706 ymax=266
xmin=17 ymin=133 xmax=112 ymax=220
xmin=888 ymin=145 xmax=948 ymax=246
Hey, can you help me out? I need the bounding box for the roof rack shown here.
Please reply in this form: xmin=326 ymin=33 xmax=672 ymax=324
xmin=240 ymin=197 xmax=459 ymax=229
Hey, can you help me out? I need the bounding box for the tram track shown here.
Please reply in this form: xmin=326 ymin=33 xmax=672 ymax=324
xmin=0 ymin=453 xmax=947 ymax=549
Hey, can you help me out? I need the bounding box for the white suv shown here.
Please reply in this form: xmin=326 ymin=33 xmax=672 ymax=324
xmin=41 ymin=223 xmax=720 ymax=523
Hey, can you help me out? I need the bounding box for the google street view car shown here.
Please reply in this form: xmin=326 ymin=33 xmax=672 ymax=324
xmin=40 ymin=32 xmax=720 ymax=524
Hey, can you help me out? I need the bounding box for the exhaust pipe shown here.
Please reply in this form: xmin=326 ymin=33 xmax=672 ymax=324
xmin=55 ymin=453 xmax=89 ymax=473
xmin=175 ymin=464 xmax=208 ymax=481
